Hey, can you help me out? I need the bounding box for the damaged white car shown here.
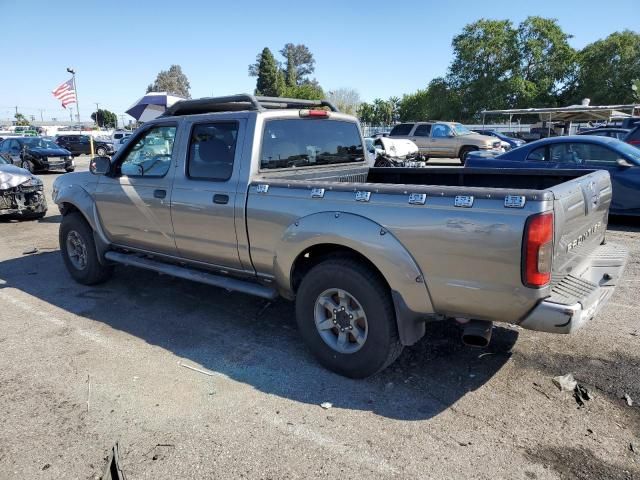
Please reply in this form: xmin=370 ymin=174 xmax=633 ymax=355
xmin=0 ymin=154 xmax=47 ymax=219
xmin=367 ymin=137 xmax=428 ymax=167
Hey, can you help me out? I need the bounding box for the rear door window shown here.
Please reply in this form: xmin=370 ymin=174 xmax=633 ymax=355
xmin=260 ymin=119 xmax=364 ymax=170
xmin=413 ymin=124 xmax=431 ymax=137
xmin=527 ymin=146 xmax=548 ymax=161
xmin=389 ymin=123 xmax=414 ymax=136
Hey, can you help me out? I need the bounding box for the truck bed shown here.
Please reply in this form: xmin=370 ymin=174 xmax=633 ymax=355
xmin=260 ymin=165 xmax=594 ymax=191
xmin=249 ymin=166 xmax=612 ymax=326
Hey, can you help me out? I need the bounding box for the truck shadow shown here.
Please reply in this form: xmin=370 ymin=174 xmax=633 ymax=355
xmin=0 ymin=251 xmax=517 ymax=421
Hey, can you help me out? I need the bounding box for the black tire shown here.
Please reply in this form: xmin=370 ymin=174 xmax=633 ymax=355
xmin=60 ymin=212 xmax=113 ymax=285
xmin=295 ymin=258 xmax=403 ymax=378
xmin=459 ymin=146 xmax=477 ymax=165
xmin=96 ymin=146 xmax=107 ymax=156
xmin=21 ymin=160 xmax=34 ymax=173
xmin=65 ymin=167 xmax=75 ymax=172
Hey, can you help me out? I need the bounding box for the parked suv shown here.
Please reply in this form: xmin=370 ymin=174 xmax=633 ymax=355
xmin=56 ymin=135 xmax=115 ymax=157
xmin=388 ymin=122 xmax=501 ymax=163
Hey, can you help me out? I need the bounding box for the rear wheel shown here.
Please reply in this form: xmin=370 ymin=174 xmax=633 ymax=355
xmin=295 ymin=258 xmax=403 ymax=378
xmin=459 ymin=146 xmax=477 ymax=165
xmin=60 ymin=212 xmax=113 ymax=285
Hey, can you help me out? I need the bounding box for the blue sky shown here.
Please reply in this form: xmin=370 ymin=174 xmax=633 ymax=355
xmin=1 ymin=0 xmax=638 ymax=124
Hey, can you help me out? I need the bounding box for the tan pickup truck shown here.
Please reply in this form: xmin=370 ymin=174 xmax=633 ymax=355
xmin=388 ymin=121 xmax=502 ymax=163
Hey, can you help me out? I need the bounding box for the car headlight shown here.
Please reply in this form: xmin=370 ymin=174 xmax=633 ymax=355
xmin=21 ymin=177 xmax=43 ymax=188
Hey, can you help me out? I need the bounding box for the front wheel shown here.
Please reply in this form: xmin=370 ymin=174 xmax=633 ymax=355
xmin=60 ymin=212 xmax=113 ymax=285
xmin=96 ymin=146 xmax=107 ymax=156
xmin=65 ymin=167 xmax=75 ymax=172
xmin=459 ymin=146 xmax=477 ymax=166
xmin=21 ymin=160 xmax=34 ymax=173
xmin=295 ymin=258 xmax=403 ymax=378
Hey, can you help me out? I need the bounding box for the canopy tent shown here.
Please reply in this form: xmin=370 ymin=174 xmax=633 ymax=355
xmin=481 ymin=104 xmax=639 ymax=124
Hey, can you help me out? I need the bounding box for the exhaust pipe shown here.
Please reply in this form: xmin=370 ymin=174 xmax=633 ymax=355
xmin=462 ymin=320 xmax=493 ymax=348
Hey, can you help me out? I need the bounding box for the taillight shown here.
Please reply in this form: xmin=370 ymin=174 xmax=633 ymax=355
xmin=299 ymin=109 xmax=329 ymax=118
xmin=628 ymin=139 xmax=640 ymax=146
xmin=523 ymin=212 xmax=554 ymax=288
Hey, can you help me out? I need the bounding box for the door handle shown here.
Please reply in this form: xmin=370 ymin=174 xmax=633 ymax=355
xmin=213 ymin=194 xmax=229 ymax=204
xmin=153 ymin=189 xmax=167 ymax=199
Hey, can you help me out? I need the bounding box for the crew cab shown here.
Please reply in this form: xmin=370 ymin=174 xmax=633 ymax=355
xmin=388 ymin=121 xmax=502 ymax=163
xmin=53 ymin=95 xmax=628 ymax=378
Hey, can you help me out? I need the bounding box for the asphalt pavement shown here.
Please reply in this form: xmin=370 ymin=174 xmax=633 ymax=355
xmin=0 ymin=156 xmax=638 ymax=479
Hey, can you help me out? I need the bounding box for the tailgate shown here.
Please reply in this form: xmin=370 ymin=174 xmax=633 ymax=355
xmin=550 ymin=170 xmax=612 ymax=280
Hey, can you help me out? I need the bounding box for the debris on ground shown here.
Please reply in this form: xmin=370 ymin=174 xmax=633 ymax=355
xmin=552 ymin=373 xmax=577 ymax=392
xmin=630 ymin=442 xmax=637 ymax=455
xmin=101 ymin=442 xmax=126 ymax=480
xmin=624 ymin=393 xmax=634 ymax=407
xmin=320 ymin=402 xmax=332 ymax=410
xmin=573 ymin=384 xmax=592 ymax=408
xmin=22 ymin=247 xmax=38 ymax=255
xmin=179 ymin=362 xmax=217 ymax=377
xmin=42 ymin=463 xmax=50 ymax=470
xmin=532 ymin=382 xmax=552 ymax=400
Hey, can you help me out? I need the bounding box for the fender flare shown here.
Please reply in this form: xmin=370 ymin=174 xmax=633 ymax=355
xmin=55 ymin=184 xmax=110 ymax=264
xmin=274 ymin=212 xmax=435 ymax=345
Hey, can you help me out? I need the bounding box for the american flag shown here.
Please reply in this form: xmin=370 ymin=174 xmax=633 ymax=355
xmin=52 ymin=78 xmax=77 ymax=108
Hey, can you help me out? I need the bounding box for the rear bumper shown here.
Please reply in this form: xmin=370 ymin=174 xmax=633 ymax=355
xmin=518 ymin=242 xmax=628 ymax=334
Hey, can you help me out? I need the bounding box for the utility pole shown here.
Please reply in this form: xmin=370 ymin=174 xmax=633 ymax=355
xmin=39 ymin=109 xmax=44 ymax=122
xmin=95 ymin=102 xmax=100 ymax=127
xmin=67 ymin=67 xmax=80 ymax=123
xmin=120 ymin=114 xmax=126 ymax=130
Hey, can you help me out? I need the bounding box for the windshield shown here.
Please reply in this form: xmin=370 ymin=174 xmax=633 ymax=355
xmin=0 ymin=154 xmax=8 ymax=164
xmin=453 ymin=123 xmax=473 ymax=136
xmin=616 ymin=141 xmax=640 ymax=164
xmin=23 ymin=138 xmax=60 ymax=149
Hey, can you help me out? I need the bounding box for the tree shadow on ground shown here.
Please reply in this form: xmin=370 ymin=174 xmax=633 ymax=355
xmin=0 ymin=251 xmax=518 ymax=421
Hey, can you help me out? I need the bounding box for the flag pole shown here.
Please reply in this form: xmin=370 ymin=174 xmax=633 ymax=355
xmin=67 ymin=67 xmax=80 ymax=123
xmin=72 ymin=73 xmax=80 ymax=123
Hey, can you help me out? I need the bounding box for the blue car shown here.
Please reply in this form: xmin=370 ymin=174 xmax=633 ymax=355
xmin=472 ymin=129 xmax=526 ymax=150
xmin=465 ymin=135 xmax=640 ymax=216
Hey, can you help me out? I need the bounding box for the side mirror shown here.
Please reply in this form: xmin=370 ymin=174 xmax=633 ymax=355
xmin=616 ymin=158 xmax=633 ymax=168
xmin=447 ymin=133 xmax=455 ymax=138
xmin=90 ymin=156 xmax=111 ymax=175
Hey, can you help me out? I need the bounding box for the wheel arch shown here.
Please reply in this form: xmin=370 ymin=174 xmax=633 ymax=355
xmin=274 ymin=212 xmax=435 ymax=345
xmin=56 ymin=185 xmax=110 ymax=264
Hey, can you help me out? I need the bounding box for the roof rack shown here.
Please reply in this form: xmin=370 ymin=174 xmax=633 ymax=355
xmin=162 ymin=94 xmax=339 ymax=117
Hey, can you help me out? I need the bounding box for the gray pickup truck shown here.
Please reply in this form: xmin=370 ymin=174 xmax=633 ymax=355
xmin=53 ymin=95 xmax=628 ymax=378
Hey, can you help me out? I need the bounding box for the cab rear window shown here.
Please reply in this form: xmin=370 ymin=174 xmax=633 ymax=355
xmin=260 ymin=119 xmax=364 ymax=170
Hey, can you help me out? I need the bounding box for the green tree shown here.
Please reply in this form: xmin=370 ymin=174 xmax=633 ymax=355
xmin=280 ymin=43 xmax=315 ymax=85
xmin=253 ymin=47 xmax=282 ymax=96
xmin=146 ymin=64 xmax=191 ymax=98
xmin=91 ymin=109 xmax=117 ymax=128
xmin=515 ymin=17 xmax=577 ymax=107
xmin=285 ymin=49 xmax=298 ymax=87
xmin=448 ymin=19 xmax=520 ymax=120
xmin=372 ymin=98 xmax=393 ymax=124
xmin=574 ymin=30 xmax=640 ymax=105
xmin=399 ymin=89 xmax=430 ymax=121
xmin=14 ymin=113 xmax=29 ymax=126
xmin=327 ymin=88 xmax=361 ymax=115
xmin=281 ymin=83 xmax=324 ymax=100
xmin=357 ymin=102 xmax=375 ymax=124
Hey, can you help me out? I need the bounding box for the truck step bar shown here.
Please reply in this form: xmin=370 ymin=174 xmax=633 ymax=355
xmin=104 ymin=251 xmax=278 ymax=300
